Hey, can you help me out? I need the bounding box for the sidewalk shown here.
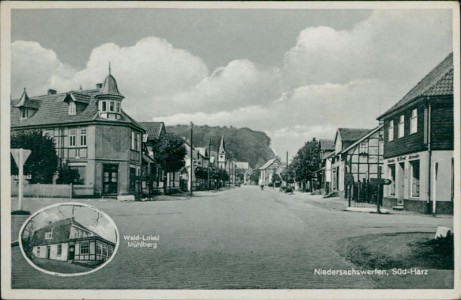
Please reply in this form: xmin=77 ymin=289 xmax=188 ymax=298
xmin=275 ymin=189 xmax=453 ymax=219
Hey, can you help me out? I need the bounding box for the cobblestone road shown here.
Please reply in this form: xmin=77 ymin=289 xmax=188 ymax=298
xmin=10 ymin=187 xmax=452 ymax=289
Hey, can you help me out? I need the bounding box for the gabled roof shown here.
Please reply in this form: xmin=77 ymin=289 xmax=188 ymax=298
xmin=31 ymin=218 xmax=98 ymax=246
xmin=341 ymin=124 xmax=383 ymax=154
xmin=378 ymin=53 xmax=453 ymax=119
xmin=259 ymin=157 xmax=281 ymax=170
xmin=319 ymin=139 xmax=334 ymax=151
xmin=336 ymin=128 xmax=371 ymax=144
xmin=140 ymin=122 xmax=165 ymax=141
xmin=275 ymin=163 xmax=287 ymax=174
xmin=195 ymin=147 xmax=208 ymax=157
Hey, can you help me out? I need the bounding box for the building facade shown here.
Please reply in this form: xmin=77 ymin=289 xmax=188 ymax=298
xmin=378 ymin=53 xmax=454 ymax=214
xmin=259 ymin=157 xmax=282 ymax=185
xmin=11 ymin=71 xmax=144 ymax=199
xmin=31 ymin=218 xmax=115 ymax=263
xmin=331 ymin=128 xmax=371 ymax=197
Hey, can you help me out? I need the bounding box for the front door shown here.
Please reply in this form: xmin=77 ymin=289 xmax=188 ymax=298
xmin=46 ymin=246 xmax=51 ymax=259
xmin=103 ymin=164 xmax=119 ymax=195
xmin=68 ymin=245 xmax=75 ymax=260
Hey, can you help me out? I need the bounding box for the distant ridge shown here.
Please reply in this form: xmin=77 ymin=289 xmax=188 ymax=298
xmin=165 ymin=124 xmax=276 ymax=169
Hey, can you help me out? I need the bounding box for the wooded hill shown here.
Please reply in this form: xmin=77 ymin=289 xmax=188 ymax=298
xmin=166 ymin=125 xmax=276 ymax=169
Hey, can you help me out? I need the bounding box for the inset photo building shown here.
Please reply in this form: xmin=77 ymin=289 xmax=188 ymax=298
xmin=20 ymin=204 xmax=118 ymax=275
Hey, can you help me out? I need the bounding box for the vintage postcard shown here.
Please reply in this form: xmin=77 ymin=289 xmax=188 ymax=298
xmin=1 ymin=1 xmax=460 ymax=299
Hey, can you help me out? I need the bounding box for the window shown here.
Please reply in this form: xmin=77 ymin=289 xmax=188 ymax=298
xmin=21 ymin=109 xmax=28 ymax=118
xmin=37 ymin=247 xmax=40 ymax=256
xmin=131 ymin=132 xmax=136 ymax=150
xmin=68 ymin=101 xmax=76 ymax=115
xmin=80 ymin=242 xmax=89 ymax=254
xmin=110 ymin=101 xmax=115 ymax=112
xmin=57 ymin=244 xmax=62 ymax=255
xmin=410 ymin=160 xmax=420 ymax=198
xmin=398 ymin=115 xmax=405 ymax=138
xmin=69 ymin=129 xmax=77 ymax=147
xmin=388 ymin=120 xmax=394 ymax=141
xmin=45 ymin=231 xmax=52 ymax=239
xmin=96 ymin=243 xmax=102 ymax=255
xmin=359 ymin=142 xmax=368 ymax=154
xmin=410 ymin=109 xmax=418 ymax=134
xmin=116 ymin=102 xmax=120 ymax=113
xmin=102 ymin=101 xmax=107 ymax=112
xmin=80 ymin=128 xmax=87 ymax=146
xmin=103 ymin=244 xmax=108 ymax=256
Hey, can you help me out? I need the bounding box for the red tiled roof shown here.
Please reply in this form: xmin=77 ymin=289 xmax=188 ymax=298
xmin=379 ymin=53 xmax=453 ymax=119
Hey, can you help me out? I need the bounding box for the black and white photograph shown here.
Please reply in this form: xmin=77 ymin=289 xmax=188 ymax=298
xmin=19 ymin=203 xmax=118 ymax=276
xmin=1 ymin=1 xmax=459 ymax=299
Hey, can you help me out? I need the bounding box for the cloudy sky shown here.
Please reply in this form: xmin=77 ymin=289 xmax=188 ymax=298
xmin=11 ymin=6 xmax=453 ymax=158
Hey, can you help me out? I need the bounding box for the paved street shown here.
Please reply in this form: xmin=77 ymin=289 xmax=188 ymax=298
xmin=11 ymin=187 xmax=452 ymax=289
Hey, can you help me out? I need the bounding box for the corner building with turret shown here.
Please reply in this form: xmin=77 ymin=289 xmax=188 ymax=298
xmin=11 ymin=70 xmax=145 ymax=199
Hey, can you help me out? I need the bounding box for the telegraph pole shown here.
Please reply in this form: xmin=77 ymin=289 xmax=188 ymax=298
xmin=190 ymin=122 xmax=193 ymax=197
xmin=208 ymin=138 xmax=211 ymax=190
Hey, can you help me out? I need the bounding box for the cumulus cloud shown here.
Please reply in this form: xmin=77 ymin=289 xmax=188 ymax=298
xmin=11 ymin=9 xmax=453 ymax=157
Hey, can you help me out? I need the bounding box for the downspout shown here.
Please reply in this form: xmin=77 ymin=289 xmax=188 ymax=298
xmin=427 ymin=98 xmax=433 ymax=215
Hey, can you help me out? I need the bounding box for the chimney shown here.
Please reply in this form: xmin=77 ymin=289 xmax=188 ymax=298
xmin=96 ymin=83 xmax=103 ymax=89
xmin=47 ymin=89 xmax=57 ymax=95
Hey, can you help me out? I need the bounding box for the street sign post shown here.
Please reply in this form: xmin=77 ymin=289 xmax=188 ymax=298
xmin=11 ymin=148 xmax=32 ymax=211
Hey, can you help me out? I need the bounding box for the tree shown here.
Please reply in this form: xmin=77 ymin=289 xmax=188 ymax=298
xmin=249 ymin=169 xmax=261 ymax=184
xmin=10 ymin=130 xmax=58 ymax=184
xmin=289 ymin=138 xmax=320 ymax=188
xmin=153 ymin=133 xmax=187 ymax=194
xmin=56 ymin=163 xmax=82 ymax=184
xmin=271 ymin=171 xmax=281 ymax=186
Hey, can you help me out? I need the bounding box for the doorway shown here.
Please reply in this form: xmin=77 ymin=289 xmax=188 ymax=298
xmin=103 ymin=164 xmax=118 ymax=195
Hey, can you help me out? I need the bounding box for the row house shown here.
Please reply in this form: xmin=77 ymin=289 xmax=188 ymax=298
xmin=11 ymin=71 xmax=144 ymax=199
xmin=139 ymin=122 xmax=166 ymax=196
xmin=259 ymin=157 xmax=282 ymax=185
xmin=377 ymin=52 xmax=454 ymax=214
xmin=331 ymin=128 xmax=372 ymax=198
xmin=340 ymin=125 xmax=384 ymax=201
xmin=316 ymin=139 xmax=335 ymax=194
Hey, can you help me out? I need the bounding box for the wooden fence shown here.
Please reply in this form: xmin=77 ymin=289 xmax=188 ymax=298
xmin=11 ymin=180 xmax=94 ymax=198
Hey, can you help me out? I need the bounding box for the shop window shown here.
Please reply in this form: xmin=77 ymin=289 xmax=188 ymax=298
xmin=388 ymin=120 xmax=394 ymax=141
xmin=398 ymin=115 xmax=405 ymax=138
xmin=410 ymin=160 xmax=420 ymax=198
xmin=410 ymin=109 xmax=418 ymax=134
xmin=80 ymin=242 xmax=89 ymax=254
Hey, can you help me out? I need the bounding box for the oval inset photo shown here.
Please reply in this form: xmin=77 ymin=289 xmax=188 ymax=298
xmin=19 ymin=203 xmax=119 ymax=276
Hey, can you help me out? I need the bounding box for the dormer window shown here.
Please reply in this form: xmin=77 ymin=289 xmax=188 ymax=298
xmin=68 ymin=101 xmax=76 ymax=115
xmin=45 ymin=230 xmax=53 ymax=239
xmin=21 ymin=108 xmax=28 ymax=119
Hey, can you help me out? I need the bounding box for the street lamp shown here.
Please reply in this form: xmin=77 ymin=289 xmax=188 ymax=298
xmin=190 ymin=122 xmax=193 ymax=197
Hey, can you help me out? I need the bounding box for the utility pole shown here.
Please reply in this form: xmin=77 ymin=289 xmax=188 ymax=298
xmin=208 ymin=138 xmax=211 ymax=190
xmin=377 ymin=166 xmax=382 ymax=214
xmin=190 ymin=122 xmax=193 ymax=197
